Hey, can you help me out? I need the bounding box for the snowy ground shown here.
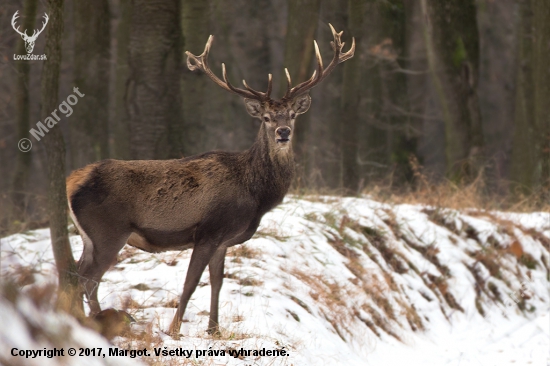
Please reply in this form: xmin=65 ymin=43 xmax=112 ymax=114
xmin=1 ymin=196 xmax=549 ymax=365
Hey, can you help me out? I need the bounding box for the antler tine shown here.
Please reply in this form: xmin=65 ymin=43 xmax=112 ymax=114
xmin=266 ymin=74 xmax=273 ymax=99
xmin=221 ymin=63 xmax=258 ymax=99
xmin=186 ymin=35 xmax=213 ymax=72
xmin=242 ymin=73 xmax=273 ymax=99
xmin=283 ymin=23 xmax=355 ymax=100
xmin=328 ymin=23 xmax=355 ymax=64
xmin=284 ymin=68 xmax=292 ymax=96
xmin=284 ymin=41 xmax=324 ymax=99
xmin=314 ymin=40 xmax=324 ymax=74
xmin=39 ymin=13 xmax=49 ymax=33
xmin=186 ymin=35 xmax=273 ymax=101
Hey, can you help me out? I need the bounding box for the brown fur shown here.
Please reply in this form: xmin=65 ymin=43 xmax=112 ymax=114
xmin=66 ymin=164 xmax=96 ymax=201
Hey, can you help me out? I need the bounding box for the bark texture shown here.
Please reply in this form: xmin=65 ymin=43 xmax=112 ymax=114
xmin=181 ymin=0 xmax=210 ymax=156
xmin=10 ymin=0 xmax=38 ymax=222
xmin=127 ymin=0 xmax=181 ymax=160
xmin=112 ymin=0 xmax=132 ymax=160
xmin=422 ymin=0 xmax=484 ymax=180
xmin=283 ymin=0 xmax=321 ymax=187
xmin=41 ymin=0 xmax=83 ymax=316
xmin=71 ymin=0 xmax=110 ymax=168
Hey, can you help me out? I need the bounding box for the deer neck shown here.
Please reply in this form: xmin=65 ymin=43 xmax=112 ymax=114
xmin=241 ymin=123 xmax=295 ymax=206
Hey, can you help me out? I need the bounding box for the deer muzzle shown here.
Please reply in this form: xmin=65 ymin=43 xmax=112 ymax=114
xmin=276 ymin=127 xmax=291 ymax=143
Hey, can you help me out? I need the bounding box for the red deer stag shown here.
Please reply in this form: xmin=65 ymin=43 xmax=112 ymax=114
xmin=67 ymin=24 xmax=354 ymax=335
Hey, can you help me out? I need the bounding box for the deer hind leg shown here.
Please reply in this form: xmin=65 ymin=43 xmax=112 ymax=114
xmin=207 ymin=246 xmax=227 ymax=334
xmin=76 ymin=227 xmax=130 ymax=315
xmin=169 ymin=242 xmax=219 ymax=335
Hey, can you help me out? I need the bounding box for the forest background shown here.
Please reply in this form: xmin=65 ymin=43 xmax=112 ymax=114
xmin=1 ymin=0 xmax=549 ymax=235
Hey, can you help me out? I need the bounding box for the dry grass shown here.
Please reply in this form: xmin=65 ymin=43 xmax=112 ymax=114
xmin=421 ymin=273 xmax=463 ymax=312
xmin=227 ymin=244 xmax=262 ymax=260
xmin=289 ymin=268 xmax=355 ymax=341
xmin=395 ymin=297 xmax=424 ymax=332
xmin=305 ymin=210 xmax=432 ymax=338
xmin=357 ymin=157 xmax=550 ymax=213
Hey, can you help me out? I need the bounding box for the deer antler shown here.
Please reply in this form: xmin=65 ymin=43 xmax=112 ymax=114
xmin=186 ymin=24 xmax=354 ymax=102
xmin=185 ymin=35 xmax=273 ymax=101
xmin=11 ymin=11 xmax=27 ymax=37
xmin=283 ymin=23 xmax=355 ymax=100
xmin=32 ymin=13 xmax=49 ymax=39
xmin=11 ymin=11 xmax=49 ymax=40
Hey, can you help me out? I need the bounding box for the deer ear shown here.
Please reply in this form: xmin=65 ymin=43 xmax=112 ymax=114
xmin=244 ymin=99 xmax=263 ymax=118
xmin=292 ymin=94 xmax=311 ymax=115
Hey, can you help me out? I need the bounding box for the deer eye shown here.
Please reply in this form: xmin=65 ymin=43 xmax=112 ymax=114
xmin=290 ymin=112 xmax=296 ymax=119
xmin=263 ymin=116 xmax=270 ymax=122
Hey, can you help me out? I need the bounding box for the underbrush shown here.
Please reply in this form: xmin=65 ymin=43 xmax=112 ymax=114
xmin=291 ymin=157 xmax=550 ymax=213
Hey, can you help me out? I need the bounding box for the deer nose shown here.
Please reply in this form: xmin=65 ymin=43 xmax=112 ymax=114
xmin=276 ymin=127 xmax=291 ymax=140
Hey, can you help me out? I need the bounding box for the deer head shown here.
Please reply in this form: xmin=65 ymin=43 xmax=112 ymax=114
xmin=12 ymin=11 xmax=49 ymax=54
xmin=186 ymin=23 xmax=355 ymax=154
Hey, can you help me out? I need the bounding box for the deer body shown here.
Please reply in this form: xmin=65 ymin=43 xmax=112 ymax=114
xmin=68 ymin=24 xmax=354 ymax=335
xmin=70 ymin=123 xmax=294 ymax=255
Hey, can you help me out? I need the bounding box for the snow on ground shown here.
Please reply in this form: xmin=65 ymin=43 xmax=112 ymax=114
xmin=1 ymin=196 xmax=549 ymax=365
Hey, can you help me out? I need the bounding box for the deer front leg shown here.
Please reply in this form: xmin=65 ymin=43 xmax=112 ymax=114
xmin=207 ymin=246 xmax=227 ymax=335
xmin=169 ymin=243 xmax=218 ymax=336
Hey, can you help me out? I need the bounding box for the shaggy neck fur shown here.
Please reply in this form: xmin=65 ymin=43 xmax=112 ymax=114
xmin=240 ymin=122 xmax=295 ymax=209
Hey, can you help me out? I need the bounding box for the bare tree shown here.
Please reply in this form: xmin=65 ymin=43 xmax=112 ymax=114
xmin=421 ymin=0 xmax=484 ymax=181
xmin=71 ymin=0 xmax=110 ymax=168
xmin=41 ymin=0 xmax=83 ymax=317
xmin=511 ymin=0 xmax=550 ymax=195
xmin=127 ymin=0 xmax=181 ymax=159
xmin=341 ymin=0 xmax=365 ymax=193
xmin=532 ymin=0 xmax=550 ymax=192
xmin=283 ymin=0 xmax=321 ymax=186
xmin=181 ymin=0 xmax=210 ymax=156
xmin=9 ymin=0 xmax=38 ymax=224
xmin=112 ymin=0 xmax=132 ymax=160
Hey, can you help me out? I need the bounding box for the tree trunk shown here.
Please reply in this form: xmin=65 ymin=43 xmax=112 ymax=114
xmin=358 ymin=0 xmax=413 ymax=187
xmin=316 ymin=0 xmax=347 ymax=189
xmin=9 ymin=0 xmax=38 ymax=224
xmin=71 ymin=0 xmax=110 ymax=168
xmin=341 ymin=0 xmax=365 ymax=194
xmin=422 ymin=0 xmax=485 ymax=181
xmin=41 ymin=0 xmax=83 ymax=317
xmin=127 ymin=0 xmax=181 ymax=160
xmin=476 ymin=0 xmax=517 ymax=191
xmin=112 ymin=0 xmax=132 ymax=160
xmin=283 ymin=0 xmax=321 ymax=189
xmin=532 ymin=0 xmax=550 ymax=192
xmin=181 ymin=0 xmax=209 ymax=156
xmin=512 ymin=0 xmax=550 ymax=195
xmin=383 ymin=1 xmax=415 ymax=186
xmin=511 ymin=0 xmax=536 ymax=193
